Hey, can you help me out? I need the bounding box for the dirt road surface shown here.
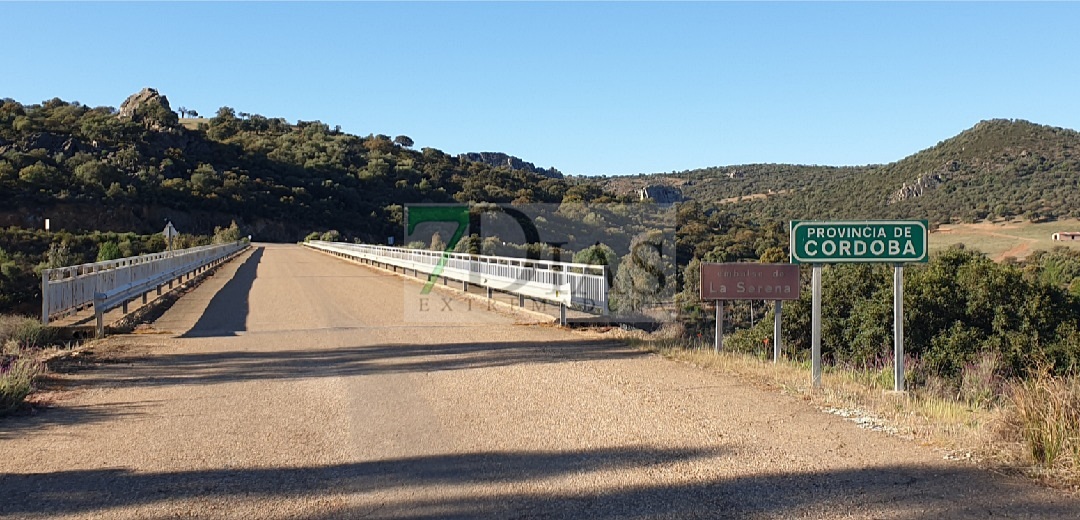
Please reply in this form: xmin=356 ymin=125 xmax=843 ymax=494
xmin=2 ymin=244 xmax=1078 ymax=518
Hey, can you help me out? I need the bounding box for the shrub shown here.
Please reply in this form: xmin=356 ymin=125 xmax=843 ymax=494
xmin=96 ymin=240 xmax=122 ymax=261
xmin=212 ymin=221 xmax=243 ymax=244
xmin=0 ymin=315 xmax=55 ymax=348
xmin=0 ymin=341 xmax=44 ymax=415
xmin=959 ymin=350 xmax=1005 ymax=407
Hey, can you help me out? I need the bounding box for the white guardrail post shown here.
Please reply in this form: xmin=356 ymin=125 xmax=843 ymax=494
xmin=303 ymin=241 xmax=610 ymax=317
xmin=40 ymin=241 xmax=250 ymax=336
xmin=41 ymin=270 xmax=50 ymax=326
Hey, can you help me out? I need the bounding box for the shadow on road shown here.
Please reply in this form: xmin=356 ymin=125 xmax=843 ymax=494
xmin=0 ymin=401 xmax=151 ymax=440
xmin=50 ymin=339 xmax=641 ymax=388
xmin=181 ymin=247 xmax=264 ymax=338
xmin=1 ymin=447 xmax=1074 ymax=518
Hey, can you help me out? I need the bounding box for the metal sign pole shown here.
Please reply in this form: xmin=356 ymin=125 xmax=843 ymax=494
xmin=773 ymin=300 xmax=782 ymax=363
xmin=811 ymin=264 xmax=823 ymax=388
xmin=894 ymin=264 xmax=905 ymax=392
xmin=715 ymin=301 xmax=723 ymax=353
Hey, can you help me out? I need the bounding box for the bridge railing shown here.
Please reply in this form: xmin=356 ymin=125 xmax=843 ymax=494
xmin=42 ymin=241 xmax=249 ymax=325
xmin=304 ymin=241 xmax=609 ymax=315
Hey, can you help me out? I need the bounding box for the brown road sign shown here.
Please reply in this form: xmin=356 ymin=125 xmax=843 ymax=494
xmin=700 ymin=263 xmax=801 ymax=300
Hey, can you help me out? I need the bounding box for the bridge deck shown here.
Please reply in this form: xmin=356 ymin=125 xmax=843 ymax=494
xmin=2 ymin=244 xmax=1075 ymax=518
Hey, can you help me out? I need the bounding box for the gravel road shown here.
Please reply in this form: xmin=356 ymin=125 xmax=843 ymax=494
xmin=2 ymin=243 xmax=1078 ymax=519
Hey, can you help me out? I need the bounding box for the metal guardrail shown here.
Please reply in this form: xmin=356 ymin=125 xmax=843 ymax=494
xmin=41 ymin=241 xmax=249 ymax=327
xmin=91 ymin=241 xmax=248 ymax=337
xmin=304 ymin=241 xmax=609 ymax=315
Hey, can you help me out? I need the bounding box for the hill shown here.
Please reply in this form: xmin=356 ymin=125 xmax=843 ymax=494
xmin=0 ymin=89 xmax=612 ymax=242
xmin=616 ymin=119 xmax=1080 ymax=225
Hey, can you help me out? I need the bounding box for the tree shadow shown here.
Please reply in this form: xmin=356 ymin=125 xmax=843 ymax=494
xmin=181 ymin=247 xmax=264 ymax=338
xmin=55 ymin=339 xmax=641 ymax=389
xmin=0 ymin=400 xmax=151 ymax=440
xmin=1 ymin=447 xmax=1076 ymax=518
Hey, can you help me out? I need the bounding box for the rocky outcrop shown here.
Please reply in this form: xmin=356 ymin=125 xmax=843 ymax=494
xmin=119 ymin=88 xmax=170 ymax=118
xmin=118 ymin=88 xmax=178 ymax=129
xmin=458 ymin=152 xmax=563 ymax=179
xmin=893 ymin=172 xmax=944 ymax=202
xmin=638 ymin=185 xmax=683 ymax=203
xmin=0 ymin=132 xmax=95 ymax=161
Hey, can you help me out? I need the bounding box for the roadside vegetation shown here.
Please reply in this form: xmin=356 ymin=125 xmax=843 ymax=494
xmin=0 ymin=315 xmax=54 ymax=416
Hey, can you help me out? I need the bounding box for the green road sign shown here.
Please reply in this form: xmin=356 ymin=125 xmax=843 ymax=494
xmin=790 ymin=220 xmax=928 ymax=264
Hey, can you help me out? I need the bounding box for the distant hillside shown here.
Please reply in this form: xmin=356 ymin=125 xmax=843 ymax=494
xmin=875 ymin=119 xmax=1080 ymax=222
xmin=0 ymin=89 xmax=613 ymax=241
xmin=631 ymin=119 xmax=1080 ymax=224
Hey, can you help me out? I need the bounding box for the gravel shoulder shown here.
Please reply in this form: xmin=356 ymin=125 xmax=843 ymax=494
xmin=2 ymin=243 xmax=1078 ymax=519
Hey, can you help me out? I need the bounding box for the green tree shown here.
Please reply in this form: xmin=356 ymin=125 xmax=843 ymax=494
xmin=610 ymin=231 xmax=672 ymax=314
xmin=73 ymin=160 xmax=119 ymax=188
xmin=18 ymin=162 xmax=62 ymax=185
xmin=212 ymin=221 xmax=242 ymax=244
xmin=573 ymin=243 xmax=619 ymax=285
xmin=429 ymin=231 xmax=446 ymax=252
xmin=96 ymin=241 xmax=122 ymax=262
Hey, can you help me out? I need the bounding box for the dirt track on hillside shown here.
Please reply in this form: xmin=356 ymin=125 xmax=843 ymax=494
xmin=2 ymin=244 xmax=1077 ymax=518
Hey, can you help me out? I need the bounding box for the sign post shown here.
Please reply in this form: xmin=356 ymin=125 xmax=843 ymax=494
xmin=715 ymin=301 xmax=723 ymax=353
xmin=791 ymin=220 xmax=928 ymax=391
xmin=773 ymin=300 xmax=782 ymax=363
xmin=163 ymin=221 xmax=179 ymax=254
xmin=700 ymin=263 xmax=801 ymax=356
xmin=811 ymin=264 xmax=822 ymax=388
xmin=894 ymin=264 xmax=905 ymax=391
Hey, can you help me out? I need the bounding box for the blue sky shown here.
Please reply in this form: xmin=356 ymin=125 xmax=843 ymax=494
xmin=2 ymin=2 xmax=1078 ymax=176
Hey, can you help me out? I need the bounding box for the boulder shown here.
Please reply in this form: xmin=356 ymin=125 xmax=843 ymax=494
xmin=119 ymin=88 xmax=171 ymax=118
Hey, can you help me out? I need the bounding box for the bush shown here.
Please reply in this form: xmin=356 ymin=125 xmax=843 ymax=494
xmin=768 ymin=249 xmax=1080 ymax=386
xmin=0 ymin=315 xmax=55 ymax=348
xmin=959 ymin=350 xmax=1005 ymax=407
xmin=96 ymin=241 xmax=122 ymax=261
xmin=0 ymin=341 xmax=44 ymax=415
xmin=212 ymin=221 xmax=243 ymax=244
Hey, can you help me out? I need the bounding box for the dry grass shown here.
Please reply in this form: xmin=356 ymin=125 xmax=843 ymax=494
xmin=1002 ymin=371 xmax=1080 ymax=484
xmin=931 ymin=218 xmax=1080 ymax=261
xmin=0 ymin=314 xmax=55 ymax=347
xmin=178 ymin=117 xmax=206 ymax=131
